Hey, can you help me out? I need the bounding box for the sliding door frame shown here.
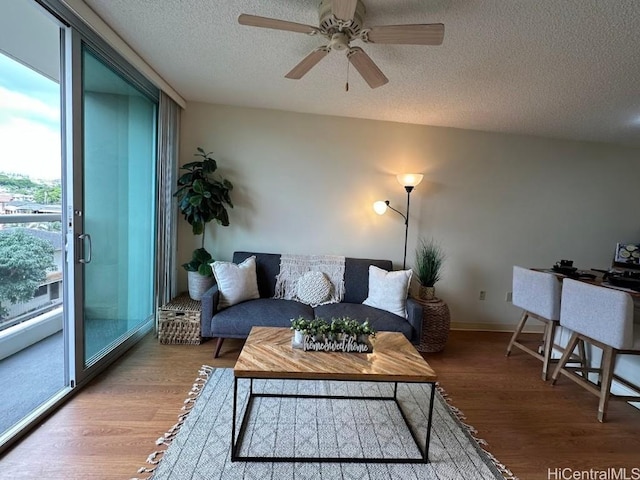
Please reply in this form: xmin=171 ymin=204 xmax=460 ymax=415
xmin=72 ymin=39 xmax=159 ymax=381
xmin=41 ymin=1 xmax=160 ymax=386
xmin=72 ymin=39 xmax=159 ymax=384
xmin=1 ymin=0 xmax=164 ymax=455
xmin=63 ymin=26 xmax=80 ymax=389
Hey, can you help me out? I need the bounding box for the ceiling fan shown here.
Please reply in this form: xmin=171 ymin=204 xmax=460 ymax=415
xmin=238 ymin=0 xmax=444 ymax=89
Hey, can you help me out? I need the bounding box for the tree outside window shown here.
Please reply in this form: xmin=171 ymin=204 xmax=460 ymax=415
xmin=0 ymin=229 xmax=55 ymax=318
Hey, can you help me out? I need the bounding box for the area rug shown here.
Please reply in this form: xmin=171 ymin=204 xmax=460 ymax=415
xmin=134 ymin=367 xmax=517 ymax=480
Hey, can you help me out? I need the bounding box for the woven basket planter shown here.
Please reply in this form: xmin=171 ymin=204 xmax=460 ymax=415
xmin=418 ymin=285 xmax=437 ymax=302
xmin=415 ymin=297 xmax=451 ymax=353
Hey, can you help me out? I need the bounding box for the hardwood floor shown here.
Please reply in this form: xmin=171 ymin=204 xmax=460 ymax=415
xmin=1 ymin=330 xmax=639 ymax=479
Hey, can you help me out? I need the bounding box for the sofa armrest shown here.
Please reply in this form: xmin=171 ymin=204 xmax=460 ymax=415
xmin=406 ymin=297 xmax=423 ymax=344
xmin=200 ymin=284 xmax=219 ymax=338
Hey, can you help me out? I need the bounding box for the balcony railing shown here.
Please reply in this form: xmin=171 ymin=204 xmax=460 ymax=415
xmin=0 ymin=213 xmax=61 ymax=224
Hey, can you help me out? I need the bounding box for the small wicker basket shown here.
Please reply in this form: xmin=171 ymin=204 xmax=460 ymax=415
xmin=415 ymin=298 xmax=451 ymax=353
xmin=158 ymin=293 xmax=202 ymax=345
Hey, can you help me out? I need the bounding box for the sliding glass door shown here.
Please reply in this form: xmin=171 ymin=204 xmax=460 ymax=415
xmin=0 ymin=0 xmax=161 ymax=452
xmin=78 ymin=46 xmax=157 ymax=369
xmin=0 ymin=0 xmax=67 ymax=447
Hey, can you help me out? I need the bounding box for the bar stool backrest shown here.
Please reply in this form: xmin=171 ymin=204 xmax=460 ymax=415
xmin=512 ymin=266 xmax=561 ymax=321
xmin=560 ymin=279 xmax=634 ymax=350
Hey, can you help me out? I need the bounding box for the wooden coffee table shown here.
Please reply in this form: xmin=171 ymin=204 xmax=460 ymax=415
xmin=232 ymin=326 xmax=438 ymax=463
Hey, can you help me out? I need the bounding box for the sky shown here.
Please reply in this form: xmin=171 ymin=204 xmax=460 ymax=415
xmin=0 ymin=52 xmax=61 ymax=181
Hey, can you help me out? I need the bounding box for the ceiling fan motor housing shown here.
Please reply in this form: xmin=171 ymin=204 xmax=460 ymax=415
xmin=319 ymin=0 xmax=365 ymax=38
xmin=330 ymin=32 xmax=349 ymax=50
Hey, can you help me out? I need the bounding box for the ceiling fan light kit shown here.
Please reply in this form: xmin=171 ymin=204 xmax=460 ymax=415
xmin=238 ymin=0 xmax=444 ymax=89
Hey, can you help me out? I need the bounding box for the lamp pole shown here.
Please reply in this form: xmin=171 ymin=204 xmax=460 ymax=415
xmin=403 ymin=185 xmax=414 ymax=269
xmin=374 ymin=174 xmax=423 ymax=270
xmin=382 ymin=193 xmax=411 ymax=269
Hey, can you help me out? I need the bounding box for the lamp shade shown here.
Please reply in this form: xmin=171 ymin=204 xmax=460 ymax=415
xmin=396 ymin=173 xmax=424 ymax=188
xmin=373 ymin=200 xmax=388 ymax=215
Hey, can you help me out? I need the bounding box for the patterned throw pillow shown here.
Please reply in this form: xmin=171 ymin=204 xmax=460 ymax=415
xmin=296 ymin=271 xmax=332 ymax=307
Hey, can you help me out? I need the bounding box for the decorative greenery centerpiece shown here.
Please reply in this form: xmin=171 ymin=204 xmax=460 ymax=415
xmin=174 ymin=147 xmax=233 ymax=300
xmin=414 ymin=237 xmax=445 ymax=302
xmin=290 ymin=316 xmax=376 ymax=353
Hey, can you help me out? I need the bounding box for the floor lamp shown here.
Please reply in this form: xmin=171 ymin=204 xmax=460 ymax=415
xmin=374 ymin=174 xmax=424 ymax=269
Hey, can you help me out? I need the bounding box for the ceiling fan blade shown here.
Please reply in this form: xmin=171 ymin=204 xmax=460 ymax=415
xmin=238 ymin=14 xmax=319 ymax=34
xmin=332 ymin=0 xmax=358 ymax=22
xmin=347 ymin=47 xmax=388 ymax=89
xmin=285 ymin=47 xmax=330 ymax=79
xmin=364 ymin=24 xmax=445 ymax=45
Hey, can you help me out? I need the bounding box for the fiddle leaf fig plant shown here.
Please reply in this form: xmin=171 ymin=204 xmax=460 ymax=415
xmin=174 ymin=147 xmax=233 ymax=277
xmin=175 ymin=147 xmax=233 ymax=237
xmin=182 ymin=247 xmax=213 ymax=277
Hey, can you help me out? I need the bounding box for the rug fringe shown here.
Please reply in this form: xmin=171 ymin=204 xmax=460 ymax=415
xmin=130 ymin=365 xmax=214 ymax=480
xmin=436 ymin=383 xmax=519 ymax=480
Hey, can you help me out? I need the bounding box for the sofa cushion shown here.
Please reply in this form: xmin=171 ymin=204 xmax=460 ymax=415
xmin=314 ymin=303 xmax=414 ymax=340
xmin=211 ymin=256 xmax=260 ymax=310
xmin=210 ymin=298 xmax=314 ymax=338
xmin=343 ymin=258 xmax=393 ymax=303
xmin=362 ymin=266 xmax=412 ymax=317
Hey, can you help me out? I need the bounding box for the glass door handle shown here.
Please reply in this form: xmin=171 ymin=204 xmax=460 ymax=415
xmin=78 ymin=233 xmax=92 ymax=264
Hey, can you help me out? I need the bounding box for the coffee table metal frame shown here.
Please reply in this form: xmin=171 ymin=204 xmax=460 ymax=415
xmin=231 ymin=375 xmax=436 ymax=464
xmin=231 ymin=377 xmax=435 ymax=463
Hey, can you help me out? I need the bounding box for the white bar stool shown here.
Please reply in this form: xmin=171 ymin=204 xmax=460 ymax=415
xmin=506 ymin=266 xmax=585 ymax=380
xmin=507 ymin=265 xmax=562 ymax=380
xmin=551 ymin=279 xmax=640 ymax=422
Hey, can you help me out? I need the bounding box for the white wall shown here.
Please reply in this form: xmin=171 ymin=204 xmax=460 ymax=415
xmin=179 ymin=102 xmax=640 ymax=330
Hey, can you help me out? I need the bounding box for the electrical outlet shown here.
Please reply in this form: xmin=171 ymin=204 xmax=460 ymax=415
xmin=479 ymin=290 xmax=486 ymax=301
xmin=506 ymin=291 xmax=513 ymax=302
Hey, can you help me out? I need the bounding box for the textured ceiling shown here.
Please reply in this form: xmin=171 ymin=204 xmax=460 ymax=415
xmin=82 ymin=0 xmax=640 ymax=147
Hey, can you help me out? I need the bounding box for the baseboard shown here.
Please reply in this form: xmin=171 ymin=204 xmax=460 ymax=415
xmin=451 ymin=322 xmax=544 ymax=333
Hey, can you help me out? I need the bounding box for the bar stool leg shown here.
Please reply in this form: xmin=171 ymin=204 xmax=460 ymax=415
xmin=577 ymin=340 xmax=588 ymax=378
xmin=506 ymin=312 xmax=528 ymax=356
xmin=551 ymin=332 xmax=580 ymax=385
xmin=597 ymin=347 xmax=615 ymax=423
xmin=542 ymin=321 xmax=557 ymax=381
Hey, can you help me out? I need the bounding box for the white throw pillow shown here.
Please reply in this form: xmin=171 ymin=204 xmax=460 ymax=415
xmin=362 ymin=265 xmax=412 ymax=318
xmin=296 ymin=271 xmax=332 ymax=306
xmin=211 ymin=256 xmax=260 ymax=310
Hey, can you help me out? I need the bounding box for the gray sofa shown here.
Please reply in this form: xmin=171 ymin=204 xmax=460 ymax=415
xmin=201 ymin=251 xmax=423 ymax=357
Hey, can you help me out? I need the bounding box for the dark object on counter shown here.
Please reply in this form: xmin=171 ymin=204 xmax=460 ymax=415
xmin=576 ymin=271 xmax=596 ymax=280
xmin=605 ymin=270 xmax=640 ymax=291
xmin=552 ymin=265 xmax=578 ymax=275
xmin=551 ymin=264 xmax=596 ymax=279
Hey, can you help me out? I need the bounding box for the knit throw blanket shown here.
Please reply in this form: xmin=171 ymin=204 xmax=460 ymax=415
xmin=274 ymin=254 xmax=346 ymax=305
